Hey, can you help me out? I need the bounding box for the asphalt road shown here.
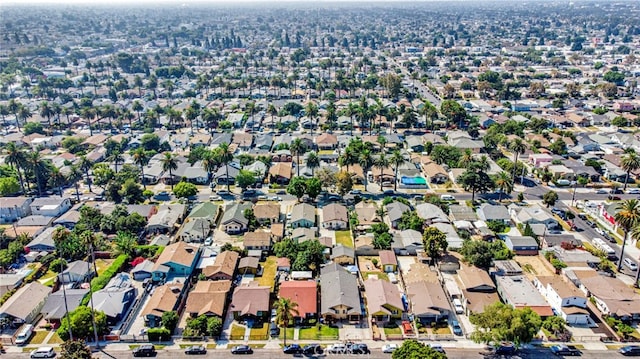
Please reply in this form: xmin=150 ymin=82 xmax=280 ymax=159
xmin=12 ymin=347 xmax=626 ymax=359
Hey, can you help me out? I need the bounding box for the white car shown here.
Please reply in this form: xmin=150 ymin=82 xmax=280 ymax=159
xmin=327 ymin=343 xmax=346 ymax=354
xmin=596 ymin=189 xmax=608 ymax=194
xmin=628 ymin=189 xmax=640 ymax=194
xmin=382 ymin=344 xmax=398 ymax=353
xmin=594 ymin=228 xmax=604 ymax=236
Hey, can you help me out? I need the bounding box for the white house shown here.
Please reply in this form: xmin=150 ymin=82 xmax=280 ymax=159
xmin=534 ymin=276 xmax=592 ymax=326
xmin=0 ymin=197 xmax=33 ymax=223
xmin=30 ymin=197 xmax=72 ymax=217
xmin=321 ymin=203 xmax=348 ymax=230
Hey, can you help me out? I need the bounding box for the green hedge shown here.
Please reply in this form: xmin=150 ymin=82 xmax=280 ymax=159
xmin=81 ymin=254 xmax=129 ymax=306
xmin=147 ymin=327 xmax=171 ymax=342
xmin=0 ymin=289 xmax=16 ymax=306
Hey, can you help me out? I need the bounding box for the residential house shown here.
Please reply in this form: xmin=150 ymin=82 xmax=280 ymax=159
xmin=243 ymin=231 xmax=272 ymax=252
xmin=354 ymin=234 xmax=378 ymax=256
xmin=547 ymin=164 xmax=575 ymax=181
xmin=41 ymin=288 xmax=89 ymax=327
xmin=52 ymin=209 xmax=81 ymax=229
xmin=456 ymin=264 xmax=500 ymax=315
xmin=405 ymin=276 xmax=450 ymax=324
xmin=415 ymin=203 xmax=450 ymax=224
xmin=504 ymin=236 xmax=539 ymax=255
xmin=364 ymin=277 xmax=404 ymax=323
xmin=213 ymin=164 xmax=240 ymax=185
xmin=230 ymin=282 xmax=270 ymax=321
xmin=178 ymin=218 xmax=211 ymax=243
xmin=276 ymin=257 xmax=291 ymax=272
xmin=253 ymin=203 xmax=281 ymax=225
xmin=30 ymin=197 xmax=71 ymax=217
xmin=132 ymin=259 xmax=155 ymax=281
xmin=379 ymin=250 xmax=397 ymax=273
xmin=320 ymin=262 xmax=362 ymax=322
xmin=386 ymin=201 xmax=411 ymax=229
xmin=431 ymin=222 xmax=464 ymax=249
xmin=26 ymin=226 xmax=58 ymax=253
xmin=185 ymin=280 xmax=232 ymax=319
xmin=422 ymin=161 xmax=449 ymax=184
xmin=279 ymin=281 xmax=317 ymax=321
xmin=202 ymin=250 xmax=239 ymax=281
xmin=0 ymin=282 xmax=51 ymax=325
xmin=330 ymin=245 xmax=355 ymax=265
xmin=238 ymin=257 xmax=260 ymax=275
xmin=220 ymin=203 xmax=251 ymax=234
xmin=353 ymin=202 xmax=381 ymax=231
xmin=529 ymin=153 xmax=554 ymax=168
xmin=495 ymin=275 xmax=553 ymax=317
xmin=0 ymin=197 xmax=33 ymax=223
xmin=151 ymin=241 xmax=200 ymax=283
xmin=573 ymin=271 xmax=640 ymax=321
xmin=322 ymin=203 xmax=348 ymax=230
xmin=534 ymin=276 xmax=592 ymax=326
xmin=269 ymin=162 xmax=293 ymax=185
xmin=91 ymin=273 xmax=137 ymax=324
xmin=59 ymin=260 xmax=94 ymax=285
xmin=142 ymin=282 xmax=183 ymax=327
xmin=449 ymin=205 xmax=479 ymax=223
xmin=316 ymin=133 xmax=338 ymax=150
xmin=290 ymin=203 xmax=316 ymax=229
xmin=509 ymin=204 xmax=559 ymax=230
xmin=477 ymin=204 xmax=511 ymax=224
xmin=146 ymin=204 xmax=186 ymax=234
xmin=272 ymin=150 xmax=293 ymax=163
xmin=187 ymin=202 xmax=220 ymax=221
xmin=392 ymin=229 xmax=424 ymax=255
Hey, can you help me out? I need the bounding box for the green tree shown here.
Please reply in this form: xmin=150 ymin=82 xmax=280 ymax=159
xmin=306 ymin=151 xmax=320 ymax=176
xmin=459 ymin=239 xmax=514 ymax=268
xmin=621 ymin=150 xmax=640 ymax=191
xmin=494 ymin=171 xmax=513 ymax=201
xmin=173 ymin=181 xmax=198 ymax=198
xmin=57 ymin=306 xmax=108 ymax=341
xmin=542 ymin=316 xmax=567 ymax=337
xmin=60 ymin=339 xmax=92 ymax=359
xmin=508 ymin=138 xmax=527 ymax=184
xmin=53 ymin=227 xmax=85 ymax=260
xmin=358 ymin=149 xmax=374 ymax=191
xmin=0 ymin=177 xmax=20 ymax=195
xmin=390 ymin=149 xmax=406 ymax=192
xmin=207 ymin=316 xmax=223 ymax=337
xmin=392 ymin=339 xmax=446 ymax=359
xmin=216 ymin=142 xmax=234 ymax=192
xmin=236 ymin=170 xmax=256 ymax=190
xmin=305 ymin=177 xmax=322 ymax=200
xmin=118 ymin=179 xmax=144 ymax=204
xmin=458 ymin=169 xmax=494 ymax=203
xmin=470 ymin=302 xmax=542 ymax=347
xmin=131 ymin=148 xmax=150 ymax=190
xmin=440 ymin=99 xmax=467 ymax=128
xmin=114 ymin=231 xmax=136 ymax=257
xmin=162 ymin=310 xmax=179 ymax=333
xmin=23 ymin=121 xmax=44 ymax=135
xmin=615 ymin=199 xmax=640 ymax=274
xmin=335 ymin=171 xmax=353 ymax=195
xmin=160 ymin=152 xmax=178 ymax=190
xmin=287 ymin=176 xmax=307 ymax=201
xmin=274 ymin=297 xmax=299 ymax=346
xmin=290 ymin=138 xmax=306 ymax=177
xmin=542 ymin=191 xmax=559 ymax=207
xmin=423 ymin=227 xmax=448 ymax=264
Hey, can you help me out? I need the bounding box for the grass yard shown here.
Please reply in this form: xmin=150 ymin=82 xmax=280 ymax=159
xmin=47 ymin=332 xmax=63 ymax=344
xmin=248 ymin=344 xmax=266 ymax=349
xmin=362 ymin=272 xmax=389 ymax=281
xmin=258 ymin=256 xmax=277 ymax=291
xmin=250 ymin=323 xmax=268 ymax=337
xmin=129 ymin=345 xmax=166 ymax=350
xmin=383 ymin=325 xmax=402 ymax=335
xmin=207 ymin=344 xmax=217 ymax=349
xmin=433 ymin=326 xmax=451 ymax=335
xmin=284 ymin=327 xmax=295 ymax=340
xmin=94 ymin=258 xmax=114 ymax=276
xmin=335 ymin=231 xmax=353 ymax=248
xmin=299 ymin=325 xmax=339 ymax=340
xmin=28 ymin=330 xmax=49 ymax=345
xmin=230 ymin=324 xmax=246 ymax=338
xmin=38 ymin=269 xmax=57 ymax=286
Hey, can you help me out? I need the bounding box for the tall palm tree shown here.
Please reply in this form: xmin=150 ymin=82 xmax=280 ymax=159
xmin=201 ymin=150 xmax=219 ymax=185
xmin=494 ymin=171 xmax=514 ymax=201
xmin=49 ymin=167 xmax=66 ymax=196
xmin=345 ymin=101 xmax=358 ymax=135
xmin=25 ymin=151 xmax=45 ymax=196
xmin=5 ymin=143 xmax=26 ymax=193
xmin=218 ymin=143 xmax=234 ymax=192
xmin=306 ymin=151 xmax=320 ymax=176
xmin=391 ymin=149 xmax=405 ymax=192
xmin=67 ymin=165 xmax=83 ymax=202
xmin=160 ymin=152 xmax=178 ymax=190
xmin=358 ymin=149 xmax=374 ymax=192
xmin=132 ymin=100 xmax=144 ymax=126
xmin=131 ymin=148 xmax=150 ymax=190
xmin=305 ymin=102 xmax=318 ymax=136
xmin=17 ymin=105 xmax=32 ymax=130
xmin=39 ymin=101 xmax=54 ymax=135
xmin=630 ymin=225 xmax=640 ymax=287
xmin=621 ymin=150 xmax=640 ymax=191
xmin=273 ymin=298 xmax=299 ymax=347
xmin=614 ymin=199 xmax=640 ymax=272
xmin=375 ymin=153 xmax=390 ymax=191
xmin=508 ymin=139 xmax=527 ymax=183
xmin=79 ymin=156 xmax=93 ymax=193
xmin=109 ymin=149 xmax=124 ymax=174
xmin=290 ymin=138 xmax=306 ymax=177
xmin=7 ymin=99 xmax=21 ymax=132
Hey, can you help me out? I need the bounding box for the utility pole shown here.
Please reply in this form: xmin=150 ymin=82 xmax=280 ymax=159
xmin=87 ymin=244 xmax=100 ymax=349
xmin=59 ymin=256 xmax=73 ymax=341
xmin=571 ymin=181 xmax=578 ymax=208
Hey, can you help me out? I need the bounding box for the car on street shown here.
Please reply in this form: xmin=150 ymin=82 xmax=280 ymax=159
xmin=327 ymin=343 xmax=347 ymax=354
xmin=628 ymin=189 xmax=640 ymax=195
xmin=493 ymin=342 xmax=517 ymax=355
xmin=349 ymin=343 xmax=370 ymax=354
xmin=382 ymin=344 xmax=398 ymax=353
xmin=184 ymin=346 xmax=207 ymax=355
xmin=283 ymin=344 xmax=303 ymax=354
xmin=609 ymin=195 xmax=622 ymax=201
xmin=303 ymin=344 xmax=323 ymax=355
xmin=611 ymin=189 xmax=624 ymax=194
xmin=620 ymin=345 xmax=640 ymax=356
xmin=428 ymin=344 xmax=445 ymax=353
xmin=594 ymin=228 xmax=604 ymax=236
xmin=231 ymin=345 xmax=253 ymax=355
xmin=30 ymin=347 xmax=56 ymax=358
xmin=451 ymin=320 xmax=463 ymax=336
xmin=585 ymin=220 xmax=596 ymax=228
xmin=550 ymin=344 xmax=581 ymax=356
xmin=596 ymin=189 xmax=608 ymax=194
xmin=133 ymin=345 xmax=157 ymax=357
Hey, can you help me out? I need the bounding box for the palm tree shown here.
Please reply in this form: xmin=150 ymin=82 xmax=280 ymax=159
xmin=621 ymin=150 xmax=640 ymax=191
xmin=614 ymin=199 xmax=640 ymax=272
xmin=160 ymin=152 xmax=178 ymax=190
xmin=290 ymin=138 xmax=306 ymax=177
xmin=67 ymin=165 xmax=83 ymax=203
xmin=7 ymin=99 xmax=21 ymax=132
xmin=345 ymin=101 xmax=358 ymax=135
xmin=273 ymin=298 xmax=299 ymax=347
xmin=49 ymin=167 xmax=66 ymax=196
xmin=17 ymin=105 xmax=32 ymax=130
xmin=39 ymin=101 xmax=54 ymax=135
xmin=131 ymin=148 xmax=150 ymax=190
xmin=494 ymin=171 xmax=514 ymax=201
xmin=459 ymin=149 xmax=474 ymax=169
xmin=375 ymin=153 xmax=390 ymax=191
xmin=358 ymin=149 xmax=374 ymax=192
xmin=79 ymin=156 xmax=93 ymax=193
xmin=5 ymin=143 xmax=26 ymax=193
xmin=306 ymin=151 xmax=320 ymax=176
xmin=390 ymin=150 xmax=405 ymax=192
xmin=132 ymin=100 xmax=143 ymax=126
xmin=25 ymin=151 xmax=45 ymax=196
xmin=201 ymin=150 xmax=219 ymax=185
xmin=305 ymin=102 xmax=318 ymax=136
xmin=218 ymin=143 xmax=234 ymax=192
xmin=508 ymin=139 xmax=527 ymax=183
xmin=109 ymin=149 xmax=124 ymax=174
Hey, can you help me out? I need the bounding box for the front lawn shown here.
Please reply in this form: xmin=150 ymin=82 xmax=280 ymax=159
xmin=383 ymin=324 xmax=402 ymax=335
xmin=47 ymin=332 xmax=63 ymax=344
xmin=94 ymin=258 xmax=114 ymax=276
xmin=250 ymin=323 xmax=268 ymax=338
xmin=28 ymin=330 xmax=49 ymax=345
xmin=335 ymin=231 xmax=353 ymax=248
xmin=38 ymin=269 xmax=57 ymax=286
xmin=299 ymin=325 xmax=339 ymax=340
xmin=230 ymin=324 xmax=246 ymax=338
xmin=258 ymin=256 xmax=277 ymax=291
xmin=362 ymin=272 xmax=389 ymax=281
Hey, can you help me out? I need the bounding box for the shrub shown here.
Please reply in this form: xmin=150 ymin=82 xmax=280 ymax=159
xmin=50 ymin=258 xmax=68 ymax=273
xmin=147 ymin=327 xmax=171 ymax=342
xmin=0 ymin=289 xmax=16 ymax=306
xmin=80 ymin=254 xmax=128 ymax=306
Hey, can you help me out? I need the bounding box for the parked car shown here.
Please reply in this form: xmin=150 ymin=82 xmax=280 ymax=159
xmin=611 ymin=189 xmax=624 ymax=194
xmin=628 ymin=189 xmax=640 ymax=195
xmin=585 ymin=220 xmax=596 ymax=228
xmin=283 ymin=344 xmax=303 ymax=354
xmin=451 ymin=320 xmax=463 ymax=336
xmin=327 ymin=343 xmax=347 ymax=354
xmin=30 ymin=347 xmax=56 ymax=358
xmin=303 ymin=344 xmax=323 ymax=355
xmin=231 ymin=345 xmax=253 ymax=355
xmin=269 ymin=322 xmax=280 ymax=337
xmin=133 ymin=345 xmax=157 ymax=357
xmin=184 ymin=346 xmax=207 ymax=355
xmin=382 ymin=344 xmax=398 ymax=353
xmin=494 ymin=342 xmax=517 ymax=355
xmin=577 ymin=213 xmax=588 ymax=220
xmin=596 ymin=189 xmax=608 ymax=194
xmin=350 ymin=343 xmax=370 ymax=354
xmin=594 ymin=228 xmax=604 ymax=236
xmin=550 ymin=344 xmax=581 ymax=356
xmin=620 ymin=345 xmax=640 ymax=356
xmin=624 ymin=258 xmax=638 ymax=271
xmin=609 ymin=195 xmax=622 ymax=201
xmin=428 ymin=344 xmax=445 ymax=353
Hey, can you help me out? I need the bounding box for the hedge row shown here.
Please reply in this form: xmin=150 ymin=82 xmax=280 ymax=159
xmin=81 ymin=254 xmax=129 ymax=306
xmin=147 ymin=327 xmax=171 ymax=342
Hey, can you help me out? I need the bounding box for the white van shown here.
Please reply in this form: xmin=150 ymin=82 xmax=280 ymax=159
xmin=440 ymin=194 xmax=456 ymax=201
xmin=15 ymin=324 xmax=34 ymax=346
xmin=624 ymin=258 xmax=638 ymax=271
xmin=452 ymin=298 xmax=464 ymax=314
xmin=30 ymin=347 xmax=56 ymax=358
